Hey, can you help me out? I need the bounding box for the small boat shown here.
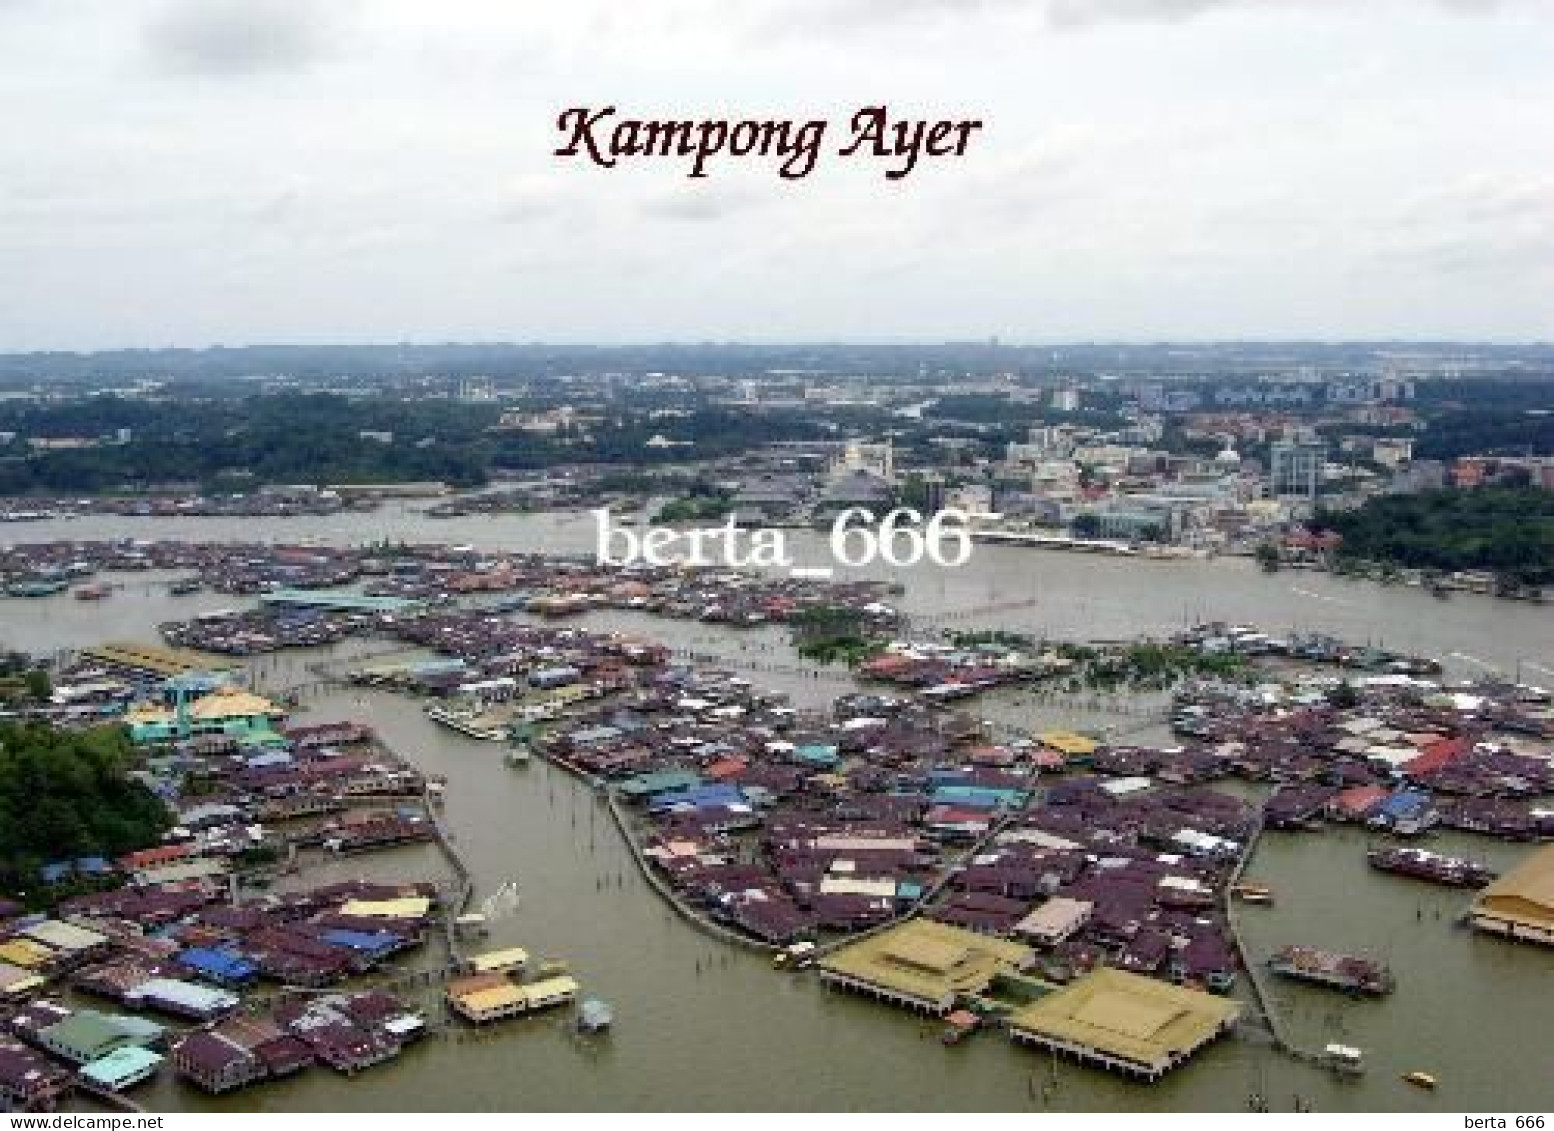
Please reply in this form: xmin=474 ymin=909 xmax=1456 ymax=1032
xmin=1402 ymin=1071 xmax=1438 ymax=1090
xmin=772 ymin=941 xmax=817 ymax=970
xmin=73 ymin=582 xmax=112 ymax=600
xmin=535 ymin=958 xmax=569 ymax=979
xmin=5 ymin=578 xmax=68 ymax=597
xmin=169 ymin=578 xmax=204 ymax=595
xmin=506 ymin=744 xmax=532 ymax=767
xmin=1322 ymin=1043 xmax=1365 ymax=1076
xmin=453 ymin=912 xmax=489 ymax=936
xmin=940 ymin=1009 xmax=980 ymax=1045
xmin=1230 ymin=883 xmax=1275 ymax=904
xmin=577 ymin=997 xmax=613 ymax=1033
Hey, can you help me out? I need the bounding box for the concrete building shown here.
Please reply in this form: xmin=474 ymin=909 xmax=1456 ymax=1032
xmin=831 ymin=439 xmax=896 ymax=483
xmin=1268 ymin=439 xmax=1326 ymax=500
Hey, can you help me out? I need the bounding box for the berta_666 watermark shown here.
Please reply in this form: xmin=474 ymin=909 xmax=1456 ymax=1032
xmin=594 ymin=506 xmax=975 ymax=574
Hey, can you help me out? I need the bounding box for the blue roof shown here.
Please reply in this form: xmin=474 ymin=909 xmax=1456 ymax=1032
xmin=1378 ymin=790 xmax=1432 ymax=818
xmin=930 ymin=785 xmax=1028 ymax=809
xmin=178 ymin=946 xmax=259 ymax=981
xmin=320 ymin=929 xmax=402 ymax=955
xmin=793 ymin=744 xmax=841 ymax=766
xmin=649 ymin=784 xmax=748 ymax=812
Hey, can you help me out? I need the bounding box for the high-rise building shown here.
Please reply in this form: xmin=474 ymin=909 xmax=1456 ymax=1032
xmin=1269 ymin=440 xmax=1326 ymax=500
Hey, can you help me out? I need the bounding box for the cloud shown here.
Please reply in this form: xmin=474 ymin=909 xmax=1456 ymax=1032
xmin=494 ymin=176 xmax=570 ymax=224
xmin=638 ymin=186 xmax=762 ymax=222
xmin=142 ymin=0 xmax=347 ymax=77
xmin=790 ymin=0 xmax=1521 ymax=32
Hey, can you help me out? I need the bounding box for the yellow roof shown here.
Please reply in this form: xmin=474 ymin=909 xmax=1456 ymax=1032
xmin=819 ymin=920 xmax=1032 ymax=1006
xmin=188 ymin=689 xmax=284 ymax=720
xmin=124 ymin=688 xmax=283 ymax=725
xmin=455 ymin=983 xmax=528 ymax=1013
xmin=1474 ymin=843 xmax=1554 ymax=927
xmin=340 ymin=897 xmax=431 ymax=920
xmin=1038 ymin=731 xmax=1098 ymax=756
xmin=0 ymin=939 xmax=52 ymax=969
xmin=470 ymin=947 xmax=530 ymax=973
xmin=1006 ymin=967 xmax=1241 ymax=1071
xmin=520 ymin=975 xmax=579 ymax=1001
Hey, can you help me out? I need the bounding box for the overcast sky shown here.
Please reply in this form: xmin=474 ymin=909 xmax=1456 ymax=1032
xmin=1 ymin=0 xmax=1552 ymax=349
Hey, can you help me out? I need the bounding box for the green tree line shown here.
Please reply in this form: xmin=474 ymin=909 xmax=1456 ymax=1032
xmin=1318 ymin=486 xmax=1554 ymax=585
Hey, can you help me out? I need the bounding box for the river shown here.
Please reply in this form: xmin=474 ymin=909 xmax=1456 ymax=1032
xmin=2 ymin=508 xmax=1550 ymax=1111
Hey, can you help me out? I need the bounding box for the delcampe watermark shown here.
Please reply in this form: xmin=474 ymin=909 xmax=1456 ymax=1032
xmin=594 ymin=506 xmax=975 ymax=577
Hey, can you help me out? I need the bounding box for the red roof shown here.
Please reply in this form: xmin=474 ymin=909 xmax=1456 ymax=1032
xmin=1334 ymin=785 xmax=1389 ymax=817
xmin=119 ymin=843 xmax=194 ymax=870
xmin=1404 ymin=736 xmax=1471 ymax=777
xmin=704 ymin=757 xmax=749 ymax=781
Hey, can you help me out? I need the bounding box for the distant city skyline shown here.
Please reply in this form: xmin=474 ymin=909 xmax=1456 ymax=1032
xmin=2 ymin=0 xmax=1553 ymax=349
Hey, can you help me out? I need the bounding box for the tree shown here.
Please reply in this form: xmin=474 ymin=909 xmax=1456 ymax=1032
xmin=1327 ymin=680 xmax=1361 ymax=709
xmin=0 ymin=722 xmax=170 ymax=899
xmin=23 ymin=668 xmax=51 ymax=702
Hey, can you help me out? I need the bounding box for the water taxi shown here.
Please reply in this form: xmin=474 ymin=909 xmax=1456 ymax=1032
xmin=1402 ymin=1071 xmax=1438 ymax=1090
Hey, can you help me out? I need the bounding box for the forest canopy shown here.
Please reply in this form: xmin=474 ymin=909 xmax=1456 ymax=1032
xmin=1318 ymin=486 xmax=1554 ymax=585
xmin=0 ymin=721 xmax=170 ymax=892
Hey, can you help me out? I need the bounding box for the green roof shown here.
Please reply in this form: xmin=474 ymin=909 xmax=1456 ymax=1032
xmin=39 ymin=1013 xmax=131 ymax=1062
xmin=619 ymin=769 xmax=703 ymax=798
xmin=80 ymin=1046 xmax=163 ymax=1088
xmin=260 ymin=588 xmax=424 ymax=613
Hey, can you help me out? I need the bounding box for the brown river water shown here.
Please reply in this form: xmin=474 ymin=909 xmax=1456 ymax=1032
xmin=2 ymin=507 xmax=1550 ymax=1112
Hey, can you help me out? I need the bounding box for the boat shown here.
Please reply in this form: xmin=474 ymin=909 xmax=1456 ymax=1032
xmin=453 ymin=912 xmax=489 ymax=936
xmin=577 ymin=997 xmax=614 ymax=1033
xmin=1367 ymin=846 xmax=1496 ymax=888
xmin=1321 ymin=1043 xmax=1365 ymax=1076
xmin=535 ymin=958 xmax=569 ymax=979
xmin=425 ymin=705 xmax=509 ymax=741
xmin=1402 ymin=1071 xmax=1438 ymax=1090
xmin=1268 ymin=945 xmax=1395 ymax=996
xmin=5 ymin=578 xmax=68 ymax=597
xmin=940 ymin=1009 xmax=981 ymax=1045
xmin=73 ymin=582 xmax=112 ymax=600
xmin=505 ymin=744 xmax=532 ymax=767
xmin=1230 ymin=883 xmax=1275 ymax=905
xmin=169 ymin=578 xmax=204 ymax=595
xmin=772 ymin=941 xmax=817 ymax=970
